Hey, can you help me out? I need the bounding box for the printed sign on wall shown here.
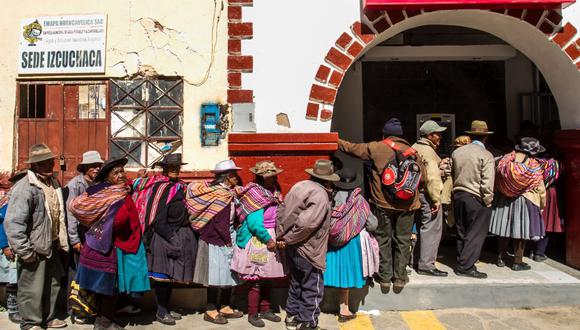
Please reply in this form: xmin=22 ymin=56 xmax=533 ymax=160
xmin=19 ymin=14 xmax=106 ymax=74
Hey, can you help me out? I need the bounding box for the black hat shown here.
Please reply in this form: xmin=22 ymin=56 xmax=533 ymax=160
xmin=8 ymin=170 xmax=28 ymax=184
xmin=153 ymin=153 xmax=187 ymax=169
xmin=95 ymin=158 xmax=128 ymax=183
xmin=334 ymin=167 xmax=362 ymax=190
xmin=515 ymin=137 xmax=546 ymax=156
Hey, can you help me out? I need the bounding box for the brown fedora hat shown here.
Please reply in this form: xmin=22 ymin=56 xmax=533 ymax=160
xmin=25 ymin=144 xmax=56 ymax=164
xmin=466 ymin=120 xmax=494 ymax=135
xmin=305 ymin=159 xmax=340 ymax=182
xmin=250 ymin=160 xmax=283 ymax=178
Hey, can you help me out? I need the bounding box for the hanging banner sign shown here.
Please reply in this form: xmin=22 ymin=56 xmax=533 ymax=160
xmin=18 ymin=14 xmax=106 ymax=74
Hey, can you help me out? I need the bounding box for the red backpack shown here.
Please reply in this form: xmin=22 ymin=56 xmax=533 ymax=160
xmin=380 ymin=139 xmax=422 ymax=204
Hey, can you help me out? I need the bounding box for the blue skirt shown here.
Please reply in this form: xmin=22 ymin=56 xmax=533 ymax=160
xmin=324 ymin=234 xmax=365 ymax=289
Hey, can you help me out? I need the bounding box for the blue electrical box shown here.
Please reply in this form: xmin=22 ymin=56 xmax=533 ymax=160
xmin=201 ymin=103 xmax=222 ymax=146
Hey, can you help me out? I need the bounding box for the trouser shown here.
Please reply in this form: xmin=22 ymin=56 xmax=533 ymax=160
xmin=207 ymin=286 xmax=233 ymax=311
xmin=17 ymin=246 xmax=64 ymax=330
xmin=453 ymin=191 xmax=491 ymax=271
xmin=247 ymin=281 xmax=272 ymax=316
xmin=155 ymin=281 xmax=173 ymax=317
xmin=416 ymin=193 xmax=443 ymax=271
xmin=373 ymin=207 xmax=414 ymax=282
xmin=498 ymin=238 xmax=526 ymax=264
xmin=94 ymin=293 xmax=118 ymax=327
xmin=6 ymin=283 xmax=18 ymax=315
xmin=535 ymin=235 xmax=549 ymax=256
xmin=285 ymin=247 xmax=324 ymax=327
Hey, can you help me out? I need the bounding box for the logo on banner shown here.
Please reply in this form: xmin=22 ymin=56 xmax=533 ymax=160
xmin=23 ymin=20 xmax=43 ymax=46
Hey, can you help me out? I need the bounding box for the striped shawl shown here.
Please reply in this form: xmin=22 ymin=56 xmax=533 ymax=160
xmin=69 ymin=184 xmax=130 ymax=226
xmin=132 ymin=175 xmax=185 ymax=231
xmin=185 ymin=181 xmax=234 ymax=231
xmin=329 ymin=188 xmax=371 ymax=247
xmin=496 ymin=152 xmax=544 ymax=198
xmin=235 ymin=183 xmax=282 ymax=222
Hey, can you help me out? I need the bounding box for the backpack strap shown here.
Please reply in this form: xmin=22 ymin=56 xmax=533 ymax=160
xmin=383 ymin=139 xmax=417 ymax=157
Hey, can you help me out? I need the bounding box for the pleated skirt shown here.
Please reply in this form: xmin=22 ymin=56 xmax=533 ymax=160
xmin=324 ymin=234 xmax=365 ymax=289
xmin=490 ymin=194 xmax=545 ymax=241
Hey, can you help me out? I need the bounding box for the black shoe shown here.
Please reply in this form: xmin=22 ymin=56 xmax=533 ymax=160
xmin=285 ymin=315 xmax=299 ymax=330
xmin=534 ymin=254 xmax=548 ymax=262
xmin=248 ymin=314 xmax=265 ymax=328
xmin=298 ymin=323 xmax=325 ymax=330
xmin=454 ymin=268 xmax=488 ymax=279
xmin=417 ymin=268 xmax=448 ymax=277
xmin=8 ymin=312 xmax=22 ymax=324
xmin=496 ymin=258 xmax=506 ymax=268
xmin=169 ymin=311 xmax=182 ymax=320
xmin=259 ymin=311 xmax=281 ymax=322
xmin=511 ymin=262 xmax=531 ymax=271
xmin=156 ymin=313 xmax=176 ymax=326
xmin=392 ymin=278 xmax=407 ymax=293
xmin=338 ymin=313 xmax=357 ymax=323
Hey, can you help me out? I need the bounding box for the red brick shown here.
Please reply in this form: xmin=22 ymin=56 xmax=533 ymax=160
xmin=229 ymin=0 xmax=253 ymax=6
xmin=364 ymin=10 xmax=383 ymax=22
xmin=228 ymin=56 xmax=253 ymax=72
xmin=336 ymin=33 xmax=353 ymax=51
xmin=524 ymin=9 xmax=544 ymax=27
xmin=328 ymin=71 xmax=344 ymax=88
xmin=309 ymin=84 xmax=337 ymax=105
xmin=405 ymin=10 xmax=421 ymax=18
xmin=373 ymin=18 xmax=391 ymax=34
xmin=545 ymin=10 xmax=563 ymax=25
xmin=507 ymin=9 xmax=524 ymax=19
xmin=325 ymin=47 xmax=353 ymax=71
xmin=347 ymin=41 xmax=364 ymax=58
xmin=228 ymin=23 xmax=253 ymax=39
xmin=228 ymin=6 xmax=242 ymax=21
xmin=564 ymin=42 xmax=580 ymax=60
xmin=228 ymin=90 xmax=253 ymax=103
xmin=387 ymin=10 xmax=405 ymax=25
xmin=315 ymin=65 xmax=331 ymax=83
xmin=228 ymin=72 xmax=241 ymax=88
xmin=320 ymin=109 xmax=333 ymax=122
xmin=351 ymin=22 xmax=376 ymax=45
xmin=306 ymin=103 xmax=320 ymax=120
xmin=228 ymin=39 xmax=241 ymax=55
xmin=553 ymin=23 xmax=577 ymax=48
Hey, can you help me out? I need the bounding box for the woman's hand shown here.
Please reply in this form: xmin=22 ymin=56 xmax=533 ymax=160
xmin=266 ymin=239 xmax=277 ymax=252
xmin=2 ymin=247 xmax=15 ymax=261
xmin=276 ymin=240 xmax=287 ymax=249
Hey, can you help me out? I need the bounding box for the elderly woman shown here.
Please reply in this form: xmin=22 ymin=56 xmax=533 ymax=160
xmin=324 ymin=167 xmax=379 ymax=323
xmin=186 ymin=160 xmax=242 ymax=325
xmin=69 ymin=158 xmax=150 ymax=330
xmin=490 ymin=138 xmax=547 ymax=271
xmin=231 ymin=160 xmax=286 ymax=328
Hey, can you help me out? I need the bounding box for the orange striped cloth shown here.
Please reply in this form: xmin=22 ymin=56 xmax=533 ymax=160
xmin=68 ymin=184 xmax=130 ymax=226
xmin=184 ymin=181 xmax=234 ymax=231
xmin=496 ymin=152 xmax=544 ymax=198
xmin=235 ymin=183 xmax=282 ymax=223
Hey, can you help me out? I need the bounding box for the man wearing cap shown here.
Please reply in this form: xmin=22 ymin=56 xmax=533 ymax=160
xmin=5 ymin=144 xmax=68 ymax=329
xmin=338 ymin=118 xmax=422 ymax=293
xmin=452 ymin=120 xmax=495 ymax=279
xmin=64 ymin=151 xmax=104 ymax=323
xmin=412 ymin=120 xmax=448 ymax=277
xmin=276 ymin=159 xmax=338 ymax=330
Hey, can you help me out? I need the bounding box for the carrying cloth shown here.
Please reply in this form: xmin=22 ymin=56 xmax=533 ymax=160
xmin=496 ymin=152 xmax=544 ymax=198
xmin=539 ymin=158 xmax=561 ymax=188
xmin=68 ymin=184 xmax=130 ymax=226
xmin=329 ymin=188 xmax=371 ymax=247
xmin=235 ymin=183 xmax=282 ymax=223
xmin=185 ymin=181 xmax=234 ymax=231
xmin=132 ymin=175 xmax=186 ymax=232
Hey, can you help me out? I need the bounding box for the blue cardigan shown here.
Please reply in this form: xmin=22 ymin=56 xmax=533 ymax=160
xmin=0 ymin=204 xmax=8 ymax=249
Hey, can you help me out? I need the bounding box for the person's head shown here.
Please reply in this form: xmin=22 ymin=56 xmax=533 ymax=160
xmin=305 ymin=159 xmax=340 ymax=192
xmin=77 ymin=151 xmax=105 ymax=182
xmin=156 ymin=153 xmax=186 ymax=182
xmin=250 ymin=160 xmax=283 ymax=191
xmin=210 ymin=160 xmax=242 ymax=188
xmin=466 ymin=120 xmax=493 ymax=145
xmin=419 ymin=120 xmax=447 ymax=149
xmin=453 ymin=135 xmax=471 ymax=149
xmin=95 ymin=158 xmax=129 ymax=185
xmin=26 ymin=144 xmax=56 ymax=177
xmin=382 ymin=118 xmax=403 ymax=139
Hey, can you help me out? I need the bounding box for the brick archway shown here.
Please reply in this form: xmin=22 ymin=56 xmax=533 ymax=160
xmin=305 ymin=9 xmax=580 ymax=122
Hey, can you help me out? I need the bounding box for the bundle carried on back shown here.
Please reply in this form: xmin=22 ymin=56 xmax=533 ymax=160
xmin=235 ymin=183 xmax=282 ymax=223
xmin=185 ymin=181 xmax=234 ymax=231
xmin=68 ymin=184 xmax=130 ymax=226
xmin=539 ymin=158 xmax=561 ymax=188
xmin=329 ymin=188 xmax=371 ymax=247
xmin=495 ymin=152 xmax=544 ymax=198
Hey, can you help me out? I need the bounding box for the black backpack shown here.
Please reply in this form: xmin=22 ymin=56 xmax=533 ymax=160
xmin=380 ymin=139 xmax=422 ymax=204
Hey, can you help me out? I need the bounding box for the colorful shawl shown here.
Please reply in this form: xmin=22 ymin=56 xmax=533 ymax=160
xmin=132 ymin=175 xmax=186 ymax=232
xmin=329 ymin=188 xmax=371 ymax=247
xmin=496 ymin=152 xmax=544 ymax=198
xmin=234 ymin=183 xmax=282 ymax=223
xmin=185 ymin=181 xmax=234 ymax=231
xmin=69 ymin=184 xmax=130 ymax=226
xmin=539 ymin=158 xmax=562 ymax=188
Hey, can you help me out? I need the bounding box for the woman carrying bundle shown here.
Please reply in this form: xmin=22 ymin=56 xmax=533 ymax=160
xmin=231 ymin=160 xmax=287 ymax=328
xmin=490 ymin=138 xmax=546 ymax=271
xmin=324 ymin=167 xmax=379 ymax=322
xmin=69 ymin=158 xmax=150 ymax=330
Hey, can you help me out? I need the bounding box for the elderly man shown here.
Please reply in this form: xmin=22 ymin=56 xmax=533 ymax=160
xmin=5 ymin=144 xmax=68 ymax=330
xmin=412 ymin=120 xmax=448 ymax=277
xmin=452 ymin=121 xmax=495 ymax=279
xmin=276 ymin=159 xmax=338 ymax=330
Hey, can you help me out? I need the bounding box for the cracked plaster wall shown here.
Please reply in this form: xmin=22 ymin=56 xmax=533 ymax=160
xmin=0 ymin=0 xmax=228 ymax=172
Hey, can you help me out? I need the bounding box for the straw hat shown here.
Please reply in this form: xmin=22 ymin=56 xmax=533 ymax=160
xmin=211 ymin=160 xmax=241 ymax=174
xmin=466 ymin=120 xmax=494 ymax=135
xmin=77 ymin=150 xmax=104 ymax=171
xmin=305 ymin=160 xmax=340 ymax=182
xmin=25 ymin=144 xmax=56 ymax=164
xmin=250 ymin=160 xmax=283 ymax=178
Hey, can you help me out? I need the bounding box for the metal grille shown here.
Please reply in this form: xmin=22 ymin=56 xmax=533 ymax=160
xmin=110 ymin=78 xmax=184 ymax=167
